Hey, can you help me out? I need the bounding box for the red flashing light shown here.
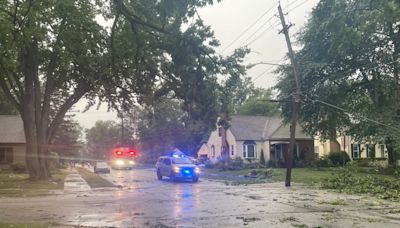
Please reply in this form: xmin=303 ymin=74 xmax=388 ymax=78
xmin=115 ymin=150 xmax=123 ymax=156
xmin=129 ymin=150 xmax=136 ymax=156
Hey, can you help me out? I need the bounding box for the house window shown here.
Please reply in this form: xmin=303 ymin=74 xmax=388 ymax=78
xmin=231 ymin=145 xmax=234 ymax=156
xmin=380 ymin=144 xmax=385 ymax=158
xmin=314 ymin=146 xmax=319 ymax=159
xmin=367 ymin=144 xmax=375 ymax=158
xmin=0 ymin=147 xmax=13 ymax=164
xmin=211 ymin=145 xmax=215 ymax=157
xmin=243 ymin=141 xmax=256 ymax=158
xmin=351 ymin=144 xmax=360 ymax=158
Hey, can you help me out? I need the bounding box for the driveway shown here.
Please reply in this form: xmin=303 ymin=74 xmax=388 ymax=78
xmin=0 ymin=167 xmax=400 ymax=227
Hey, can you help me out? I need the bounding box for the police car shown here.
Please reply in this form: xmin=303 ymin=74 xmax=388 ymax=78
xmin=155 ymin=153 xmax=200 ymax=182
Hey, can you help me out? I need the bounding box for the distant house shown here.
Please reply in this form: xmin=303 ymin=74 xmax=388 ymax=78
xmin=0 ymin=115 xmax=26 ymax=168
xmin=198 ymin=115 xmax=314 ymax=165
xmin=314 ymin=135 xmax=387 ymax=160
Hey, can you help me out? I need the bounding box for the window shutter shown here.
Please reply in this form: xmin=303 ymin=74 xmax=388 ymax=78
xmin=351 ymin=144 xmax=353 ymax=158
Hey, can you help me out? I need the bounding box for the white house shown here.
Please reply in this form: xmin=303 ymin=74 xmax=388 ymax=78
xmin=198 ymin=115 xmax=314 ymax=165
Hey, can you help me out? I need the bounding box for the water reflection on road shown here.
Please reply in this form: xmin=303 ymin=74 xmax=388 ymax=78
xmin=2 ymin=166 xmax=400 ymax=227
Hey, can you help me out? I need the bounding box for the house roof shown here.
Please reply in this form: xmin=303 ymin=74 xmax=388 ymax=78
xmin=0 ymin=115 xmax=26 ymax=144
xmin=229 ymin=115 xmax=311 ymax=141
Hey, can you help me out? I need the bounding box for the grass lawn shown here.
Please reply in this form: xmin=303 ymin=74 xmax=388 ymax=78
xmin=204 ymin=167 xmax=397 ymax=186
xmin=0 ymin=223 xmax=48 ymax=228
xmin=0 ymin=169 xmax=67 ymax=197
xmin=76 ymin=167 xmax=115 ymax=188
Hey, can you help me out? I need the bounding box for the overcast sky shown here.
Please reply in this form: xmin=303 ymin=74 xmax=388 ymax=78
xmin=73 ymin=0 xmax=319 ymax=130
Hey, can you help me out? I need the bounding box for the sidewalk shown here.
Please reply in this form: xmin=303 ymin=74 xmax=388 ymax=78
xmin=63 ymin=168 xmax=91 ymax=192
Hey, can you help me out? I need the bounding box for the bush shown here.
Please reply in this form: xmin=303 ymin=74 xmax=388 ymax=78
xmin=215 ymin=157 xmax=245 ymax=171
xmin=328 ymin=151 xmax=350 ymax=166
xmin=354 ymin=158 xmax=371 ymax=167
xmin=354 ymin=158 xmax=388 ymax=168
xmin=310 ymin=157 xmax=332 ymax=168
xmin=294 ymin=159 xmax=309 ymax=168
xmin=260 ymin=149 xmax=266 ymax=165
xmin=10 ymin=163 xmax=27 ymax=173
xmin=267 ymin=160 xmax=278 ymax=168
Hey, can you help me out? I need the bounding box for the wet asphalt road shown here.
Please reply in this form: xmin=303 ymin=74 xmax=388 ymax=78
xmin=1 ymin=166 xmax=400 ymax=227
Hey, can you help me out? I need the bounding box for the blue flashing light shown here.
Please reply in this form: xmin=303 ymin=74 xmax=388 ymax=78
xmin=169 ymin=151 xmax=187 ymax=158
xmin=184 ymin=170 xmax=191 ymax=174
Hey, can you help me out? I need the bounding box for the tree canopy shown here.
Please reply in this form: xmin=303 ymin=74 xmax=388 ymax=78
xmin=275 ymin=0 xmax=400 ymax=165
xmin=85 ymin=120 xmax=128 ymax=159
xmin=236 ymin=88 xmax=280 ymax=117
xmin=0 ymin=0 xmax=248 ymax=179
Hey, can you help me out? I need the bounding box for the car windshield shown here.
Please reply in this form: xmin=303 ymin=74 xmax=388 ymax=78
xmin=171 ymin=157 xmax=193 ymax=164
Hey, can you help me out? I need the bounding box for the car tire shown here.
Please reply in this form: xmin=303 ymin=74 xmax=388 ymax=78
xmin=192 ymin=176 xmax=199 ymax=182
xmin=157 ymin=169 xmax=162 ymax=180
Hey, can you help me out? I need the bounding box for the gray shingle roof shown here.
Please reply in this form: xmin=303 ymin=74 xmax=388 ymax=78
xmin=0 ymin=115 xmax=25 ymax=143
xmin=229 ymin=115 xmax=311 ymax=141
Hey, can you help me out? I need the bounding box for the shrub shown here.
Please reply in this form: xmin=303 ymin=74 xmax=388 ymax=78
xmin=294 ymin=159 xmax=309 ymax=168
xmin=310 ymin=157 xmax=332 ymax=168
xmin=328 ymin=151 xmax=350 ymax=166
xmin=214 ymin=157 xmax=245 ymax=171
xmin=267 ymin=160 xmax=278 ymax=168
xmin=10 ymin=163 xmax=27 ymax=173
xmin=354 ymin=158 xmax=388 ymax=168
xmin=260 ymin=149 xmax=266 ymax=165
xmin=354 ymin=158 xmax=371 ymax=167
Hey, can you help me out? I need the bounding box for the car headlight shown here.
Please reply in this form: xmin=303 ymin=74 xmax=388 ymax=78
xmin=173 ymin=166 xmax=181 ymax=173
xmin=115 ymin=160 xmax=124 ymax=165
xmin=129 ymin=160 xmax=135 ymax=165
xmin=195 ymin=167 xmax=201 ymax=174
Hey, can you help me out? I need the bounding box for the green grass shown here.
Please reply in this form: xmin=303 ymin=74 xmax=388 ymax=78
xmin=76 ymin=167 xmax=115 ymax=188
xmin=0 ymin=169 xmax=67 ymax=197
xmin=204 ymin=167 xmax=397 ymax=186
xmin=0 ymin=223 xmax=48 ymax=228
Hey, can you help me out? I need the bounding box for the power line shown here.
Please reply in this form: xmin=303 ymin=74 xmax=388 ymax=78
xmin=287 ymin=0 xmax=310 ymax=13
xmin=245 ymin=20 xmax=281 ymax=47
xmin=236 ymin=15 xmax=279 ymax=48
xmin=253 ymin=65 xmax=277 ymax=82
xmin=252 ymin=57 xmax=286 ymax=82
xmin=221 ymin=3 xmax=278 ymax=53
xmin=303 ymin=96 xmax=400 ymax=134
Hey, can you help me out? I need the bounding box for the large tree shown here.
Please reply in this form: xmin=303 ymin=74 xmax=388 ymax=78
xmin=85 ymin=120 xmax=126 ymax=159
xmin=276 ymin=0 xmax=400 ymax=166
xmin=0 ymin=0 xmax=108 ymax=179
xmin=104 ymin=0 xmax=249 ymax=156
xmin=0 ymin=0 xmax=246 ymax=179
xmin=236 ymin=88 xmax=280 ymax=116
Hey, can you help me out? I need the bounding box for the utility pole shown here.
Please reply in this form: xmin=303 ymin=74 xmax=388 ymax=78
xmin=121 ymin=112 xmax=124 ymax=145
xmin=278 ymin=4 xmax=301 ymax=187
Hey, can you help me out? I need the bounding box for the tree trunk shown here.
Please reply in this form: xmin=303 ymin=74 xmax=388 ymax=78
xmin=386 ymin=137 xmax=397 ymax=168
xmin=21 ymin=36 xmax=51 ymax=180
